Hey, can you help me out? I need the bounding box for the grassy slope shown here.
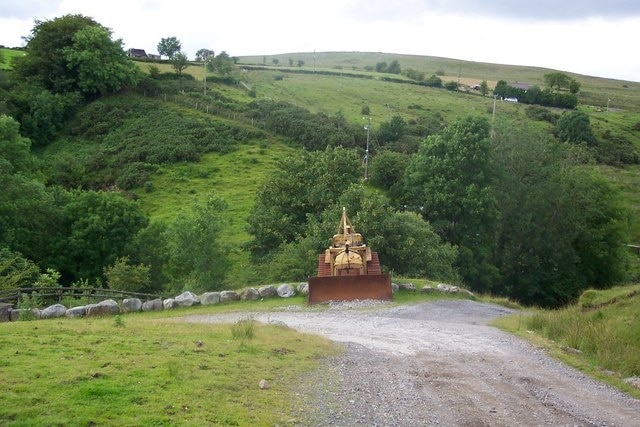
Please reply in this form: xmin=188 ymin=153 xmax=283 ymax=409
xmin=494 ymin=284 xmax=640 ymax=399
xmin=0 ymin=48 xmax=25 ymax=70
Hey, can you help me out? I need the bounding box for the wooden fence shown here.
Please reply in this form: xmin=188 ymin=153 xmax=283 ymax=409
xmin=0 ymin=287 xmax=163 ymax=306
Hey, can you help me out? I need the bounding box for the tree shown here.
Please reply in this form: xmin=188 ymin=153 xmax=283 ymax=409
xmin=387 ymin=60 xmax=401 ymax=75
xmin=272 ymin=58 xmax=279 ymax=65
xmin=479 ymin=80 xmax=489 ymax=96
xmin=164 ymin=194 xmax=229 ymax=291
xmin=297 ymin=60 xmax=305 ymax=67
xmin=375 ymin=61 xmax=388 ymax=73
xmin=195 ymin=48 xmax=214 ymax=62
xmin=104 ymin=256 xmax=150 ymax=292
xmin=208 ymin=51 xmax=233 ymax=76
xmin=403 ymin=116 xmax=499 ymax=292
xmin=569 ymin=78 xmax=581 ymax=94
xmin=53 ymin=190 xmax=148 ymax=282
xmin=13 ymin=14 xmax=100 ymax=93
xmin=247 ymin=147 xmax=362 ymax=258
xmin=556 ymin=111 xmax=595 ymax=144
xmin=544 ymin=72 xmax=570 ymax=91
xmin=157 ymin=36 xmax=181 ymax=59
xmin=170 ymin=51 xmax=189 ymax=75
xmin=369 ymin=150 xmax=409 ymax=192
xmin=63 ymin=25 xmax=141 ymax=96
xmin=377 ymin=115 xmax=406 ymax=144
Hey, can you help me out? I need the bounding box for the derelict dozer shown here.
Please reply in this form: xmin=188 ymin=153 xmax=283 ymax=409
xmin=308 ymin=208 xmax=392 ymax=304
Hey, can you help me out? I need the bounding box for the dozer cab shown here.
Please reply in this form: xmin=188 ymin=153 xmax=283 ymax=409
xmin=308 ymin=208 xmax=392 ymax=304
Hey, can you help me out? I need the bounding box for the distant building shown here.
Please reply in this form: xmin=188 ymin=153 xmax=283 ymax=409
xmin=510 ymin=82 xmax=530 ymax=91
xmin=128 ymin=48 xmax=148 ymax=58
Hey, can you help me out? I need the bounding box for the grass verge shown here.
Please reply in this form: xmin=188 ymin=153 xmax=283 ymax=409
xmin=0 ymin=308 xmax=337 ymax=425
xmin=492 ymin=284 xmax=640 ymax=399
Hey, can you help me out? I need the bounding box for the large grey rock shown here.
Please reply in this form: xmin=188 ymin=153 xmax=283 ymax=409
xmin=258 ymin=285 xmax=277 ymax=299
xmin=219 ymin=290 xmax=239 ymax=303
xmin=200 ymin=292 xmax=220 ymax=305
xmin=420 ymin=285 xmax=435 ymax=293
xmin=277 ymin=283 xmax=296 ymax=298
xmin=437 ymin=284 xmax=459 ymax=293
xmin=0 ymin=303 xmax=12 ymax=322
xmin=65 ymin=306 xmax=87 ymax=318
xmin=391 ymin=283 xmax=399 ymax=294
xmin=398 ymin=283 xmax=417 ymax=292
xmin=122 ymin=298 xmax=142 ymax=312
xmin=175 ymin=291 xmax=200 ymax=307
xmin=41 ymin=304 xmax=67 ymax=319
xmin=142 ymin=298 xmax=163 ymax=311
xmin=86 ymin=299 xmax=120 ymax=317
xmin=297 ymin=282 xmax=309 ymax=296
xmin=240 ymin=288 xmax=260 ymax=301
xmin=163 ymin=298 xmax=178 ymax=309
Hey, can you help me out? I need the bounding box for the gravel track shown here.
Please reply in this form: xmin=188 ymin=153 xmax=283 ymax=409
xmin=180 ymin=299 xmax=640 ymax=426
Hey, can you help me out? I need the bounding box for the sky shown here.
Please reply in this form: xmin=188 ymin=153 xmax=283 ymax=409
xmin=1 ymin=0 xmax=640 ymax=82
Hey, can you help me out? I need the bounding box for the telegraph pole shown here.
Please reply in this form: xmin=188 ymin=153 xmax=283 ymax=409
xmin=364 ymin=116 xmax=371 ymax=180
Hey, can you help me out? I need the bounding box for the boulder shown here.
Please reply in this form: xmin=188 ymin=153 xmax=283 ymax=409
xmin=175 ymin=291 xmax=200 ymax=307
xmin=277 ymin=283 xmax=296 ymax=298
xmin=398 ymin=283 xmax=417 ymax=292
xmin=258 ymin=285 xmax=277 ymax=299
xmin=219 ymin=291 xmax=240 ymax=303
xmin=297 ymin=282 xmax=309 ymax=296
xmin=10 ymin=308 xmax=41 ymax=321
xmin=142 ymin=298 xmax=163 ymax=311
xmin=65 ymin=306 xmax=87 ymax=318
xmin=86 ymin=299 xmax=120 ymax=317
xmin=122 ymin=298 xmax=142 ymax=313
xmin=437 ymin=283 xmax=459 ymax=293
xmin=163 ymin=298 xmax=178 ymax=309
xmin=420 ymin=285 xmax=435 ymax=293
xmin=41 ymin=304 xmax=67 ymax=319
xmin=240 ymin=288 xmax=260 ymax=301
xmin=391 ymin=283 xmax=399 ymax=293
xmin=200 ymin=292 xmax=220 ymax=305
xmin=624 ymin=377 xmax=640 ymax=389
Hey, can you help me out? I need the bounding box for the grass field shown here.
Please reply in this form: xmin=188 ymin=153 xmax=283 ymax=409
xmin=0 ymin=48 xmax=25 ymax=70
xmin=0 ymin=301 xmax=338 ymax=425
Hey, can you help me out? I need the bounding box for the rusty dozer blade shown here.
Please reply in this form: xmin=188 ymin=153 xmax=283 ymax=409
xmin=308 ymin=274 xmax=392 ymax=304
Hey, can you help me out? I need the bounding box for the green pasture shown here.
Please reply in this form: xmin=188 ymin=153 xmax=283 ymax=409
xmin=0 ymin=48 xmax=25 ymax=70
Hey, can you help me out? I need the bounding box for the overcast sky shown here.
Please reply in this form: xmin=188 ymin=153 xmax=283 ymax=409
xmin=2 ymin=0 xmax=640 ymax=82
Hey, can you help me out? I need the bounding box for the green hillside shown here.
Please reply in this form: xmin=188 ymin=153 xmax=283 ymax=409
xmin=3 ymin=37 xmax=639 ymax=299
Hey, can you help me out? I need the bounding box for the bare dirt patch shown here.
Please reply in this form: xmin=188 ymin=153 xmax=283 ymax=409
xmin=180 ymin=300 xmax=640 ymax=426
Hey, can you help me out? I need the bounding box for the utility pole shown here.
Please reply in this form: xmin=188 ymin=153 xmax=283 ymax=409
xmin=364 ymin=117 xmax=371 ymax=180
xmin=203 ymin=59 xmax=207 ymax=96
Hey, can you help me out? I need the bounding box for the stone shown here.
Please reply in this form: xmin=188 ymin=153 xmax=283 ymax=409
xmin=259 ymin=379 xmax=270 ymax=390
xmin=200 ymin=292 xmax=220 ymax=305
xmin=86 ymin=299 xmax=120 ymax=317
xmin=66 ymin=306 xmax=87 ymax=318
xmin=142 ymin=298 xmax=163 ymax=311
xmin=258 ymin=285 xmax=277 ymax=299
xmin=41 ymin=304 xmax=67 ymax=319
xmin=297 ymin=282 xmax=309 ymax=296
xmin=437 ymin=284 xmax=451 ymax=293
xmin=219 ymin=291 xmax=240 ymax=303
xmin=391 ymin=283 xmax=399 ymax=293
xmin=10 ymin=308 xmax=41 ymax=321
xmin=0 ymin=303 xmax=12 ymax=322
xmin=277 ymin=283 xmax=296 ymax=298
xmin=398 ymin=283 xmax=417 ymax=292
xmin=122 ymin=298 xmax=142 ymax=313
xmin=420 ymin=285 xmax=435 ymax=293
xmin=624 ymin=377 xmax=640 ymax=389
xmin=163 ymin=298 xmax=178 ymax=309
xmin=175 ymin=291 xmax=200 ymax=307
xmin=240 ymin=288 xmax=260 ymax=301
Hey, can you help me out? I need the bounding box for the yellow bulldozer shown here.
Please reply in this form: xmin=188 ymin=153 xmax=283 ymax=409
xmin=308 ymin=208 xmax=392 ymax=304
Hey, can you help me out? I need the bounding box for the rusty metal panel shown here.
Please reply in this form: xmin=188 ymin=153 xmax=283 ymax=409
xmin=308 ymin=274 xmax=392 ymax=304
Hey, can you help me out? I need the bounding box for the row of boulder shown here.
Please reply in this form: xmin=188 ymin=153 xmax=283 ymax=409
xmin=1 ymin=282 xmax=468 ymax=322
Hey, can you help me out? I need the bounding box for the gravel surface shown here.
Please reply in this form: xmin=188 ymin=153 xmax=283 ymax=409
xmin=180 ymin=299 xmax=640 ymax=426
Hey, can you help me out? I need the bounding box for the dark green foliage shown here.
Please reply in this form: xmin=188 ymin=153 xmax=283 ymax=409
xmin=403 ymin=116 xmax=499 ymax=292
xmin=594 ymin=131 xmax=639 ymax=165
xmin=246 ymin=147 xmax=363 ymax=259
xmin=556 ymin=111 xmax=595 ymax=144
xmin=247 ymin=100 xmax=363 ymax=150
xmin=157 ymin=36 xmax=181 ymax=59
xmin=421 ymin=74 xmax=443 ymax=88
xmin=164 ymin=194 xmax=229 ymax=292
xmin=368 ymin=150 xmax=409 ymax=193
xmin=525 ymin=105 xmax=559 ymax=124
xmin=0 ymin=247 xmax=41 ymax=290
xmin=52 ymin=189 xmax=148 ymax=282
xmin=491 ymin=125 xmax=630 ymax=306
xmin=377 ymin=115 xmax=406 ymax=144
xmin=104 ymin=256 xmax=150 ymax=292
xmin=444 ymin=81 xmax=459 ymax=91
xmin=494 ymin=80 xmax=578 ymax=109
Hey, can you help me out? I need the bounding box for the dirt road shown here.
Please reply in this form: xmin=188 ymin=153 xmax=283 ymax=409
xmin=181 ymin=300 xmax=640 ymax=426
